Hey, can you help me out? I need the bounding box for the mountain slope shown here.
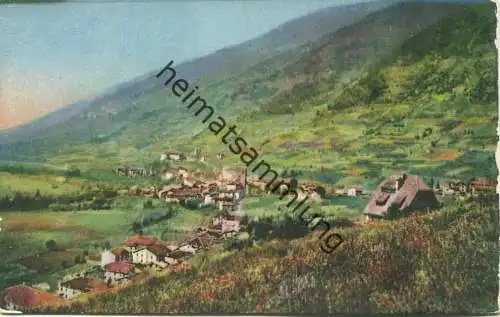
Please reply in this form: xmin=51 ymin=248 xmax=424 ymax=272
xmin=0 ymin=1 xmax=469 ymax=171
xmin=0 ymin=0 xmax=392 ymax=154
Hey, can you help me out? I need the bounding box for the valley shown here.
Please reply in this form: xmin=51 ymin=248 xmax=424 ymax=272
xmin=0 ymin=0 xmax=497 ymax=314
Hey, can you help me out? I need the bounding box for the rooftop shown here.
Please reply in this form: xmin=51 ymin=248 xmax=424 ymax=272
xmin=60 ymin=278 xmax=92 ymax=292
xmin=104 ymin=262 xmax=134 ymax=274
xmin=124 ymin=235 xmax=158 ymax=246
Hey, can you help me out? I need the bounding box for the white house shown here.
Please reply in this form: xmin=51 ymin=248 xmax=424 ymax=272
xmin=132 ymin=245 xmax=169 ymax=269
xmin=203 ymin=194 xmax=216 ymax=206
xmin=100 ymin=250 xmax=116 ymax=267
xmin=347 ymin=187 xmax=363 ymax=197
xmin=57 ymin=278 xmax=91 ymax=300
xmin=104 ymin=262 xmax=135 ymax=285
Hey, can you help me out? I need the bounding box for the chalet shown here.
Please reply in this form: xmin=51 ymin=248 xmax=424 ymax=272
xmin=57 ymin=278 xmax=92 ymax=299
xmin=363 ymin=173 xmax=440 ymax=220
xmin=124 ymin=235 xmax=159 ymax=252
xmin=104 ymin=262 xmax=135 ymax=285
xmin=347 ymin=187 xmax=363 ymax=197
xmin=164 ymin=249 xmax=193 ymax=265
xmin=3 ymin=285 xmax=63 ymax=311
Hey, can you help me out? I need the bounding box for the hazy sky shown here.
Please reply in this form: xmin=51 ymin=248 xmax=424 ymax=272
xmin=1 ymin=0 xmax=365 ymax=130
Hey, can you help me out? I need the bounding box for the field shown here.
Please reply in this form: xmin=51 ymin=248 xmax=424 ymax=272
xmin=0 ymin=195 xmax=216 ymax=291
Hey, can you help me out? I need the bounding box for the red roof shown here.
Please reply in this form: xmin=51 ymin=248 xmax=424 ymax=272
xmin=104 ymin=262 xmax=134 ymax=274
xmin=4 ymin=285 xmax=62 ymax=309
xmin=471 ymin=178 xmax=495 ymax=188
xmin=124 ymin=235 xmax=158 ymax=246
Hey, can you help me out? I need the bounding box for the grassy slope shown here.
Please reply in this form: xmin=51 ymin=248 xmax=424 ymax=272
xmin=39 ymin=200 xmax=498 ymax=314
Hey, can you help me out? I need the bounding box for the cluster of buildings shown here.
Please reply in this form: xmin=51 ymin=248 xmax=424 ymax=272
xmin=248 ymin=177 xmax=324 ymax=202
xmin=1 ymin=211 xmax=245 ymax=311
xmin=159 ymin=167 xmax=247 ymax=212
xmin=114 ymin=166 xmax=155 ymax=178
xmin=435 ymin=178 xmax=496 ymax=197
xmin=159 ymin=148 xmax=225 ymax=163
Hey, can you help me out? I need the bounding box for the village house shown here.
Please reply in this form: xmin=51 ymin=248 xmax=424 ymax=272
xmin=347 ymin=187 xmax=363 ymax=197
xmin=471 ymin=178 xmax=496 ymax=196
xmin=363 ymin=173 xmax=441 ymax=220
xmin=164 ymin=187 xmax=203 ymax=204
xmin=3 ymin=285 xmax=63 ymax=311
xmin=124 ymin=236 xmax=159 ymax=253
xmin=100 ymin=247 xmax=131 ymax=267
xmin=217 ymin=196 xmax=238 ymax=212
xmin=164 ymin=249 xmax=193 ymax=265
xmin=57 ymin=278 xmax=92 ymax=300
xmin=104 ymin=262 xmax=135 ymax=285
xmin=132 ymin=244 xmax=170 ymax=269
xmin=161 ymin=151 xmax=186 ymax=161
xmin=161 ymin=171 xmax=177 ymax=181
xmin=203 ymin=193 xmax=216 ymax=206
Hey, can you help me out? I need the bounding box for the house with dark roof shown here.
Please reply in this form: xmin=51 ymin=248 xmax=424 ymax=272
xmin=57 ymin=278 xmax=92 ymax=300
xmin=363 ymin=173 xmax=440 ymax=220
xmin=164 ymin=249 xmax=193 ymax=265
xmin=131 ymin=244 xmax=170 ymax=269
xmin=3 ymin=285 xmax=64 ymax=311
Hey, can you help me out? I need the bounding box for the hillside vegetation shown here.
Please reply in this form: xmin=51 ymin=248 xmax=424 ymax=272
xmin=36 ymin=200 xmax=498 ymax=314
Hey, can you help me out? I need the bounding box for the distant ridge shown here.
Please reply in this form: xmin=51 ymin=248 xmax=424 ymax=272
xmin=0 ymin=0 xmax=391 ymax=145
